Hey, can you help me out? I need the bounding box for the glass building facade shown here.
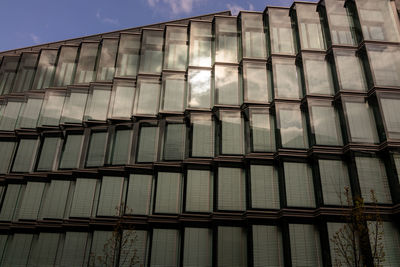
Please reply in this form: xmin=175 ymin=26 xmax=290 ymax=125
xmin=0 ymin=1 xmax=399 ymax=266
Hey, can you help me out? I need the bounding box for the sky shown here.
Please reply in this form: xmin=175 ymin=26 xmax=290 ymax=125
xmin=0 ymin=0 xmax=316 ymax=52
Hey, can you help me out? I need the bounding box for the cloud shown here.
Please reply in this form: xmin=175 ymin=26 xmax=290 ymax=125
xmin=226 ymin=2 xmax=255 ymax=15
xmin=146 ymin=0 xmax=206 ymax=16
xmin=29 ymin=33 xmax=40 ymax=44
xmin=96 ymin=10 xmax=120 ymax=26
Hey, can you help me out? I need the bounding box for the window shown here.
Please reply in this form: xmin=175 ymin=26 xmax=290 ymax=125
xmin=109 ymin=80 xmax=135 ymax=119
xmin=154 ymin=172 xmax=182 ymax=214
xmin=368 ymin=221 xmax=400 ymax=266
xmin=163 ymin=123 xmax=186 ymax=160
xmin=115 ymin=33 xmax=140 ymax=78
xmin=134 ymin=78 xmax=160 ymax=116
xmin=36 ymin=136 xmax=60 ymax=171
xmin=185 ymin=169 xmax=213 ymax=212
xmin=1 ymin=234 xmax=34 ymax=266
xmin=40 ymin=180 xmax=70 ymax=219
xmin=59 ymin=134 xmax=84 ymax=169
xmin=18 ymin=182 xmax=45 ymax=220
xmin=319 ymin=159 xmax=351 ymax=205
xmin=136 ymin=125 xmax=158 ymax=163
xmin=16 ymin=96 xmax=43 ymax=129
xmin=241 ymin=12 xmax=267 ymax=59
xmin=59 ymin=232 xmax=89 ymax=266
xmin=70 ymin=178 xmax=97 ymax=217
xmin=89 ymin=231 xmax=113 ymax=266
xmin=379 ymin=93 xmax=400 ymax=139
xmin=309 ymin=102 xmax=343 ymax=146
xmin=84 ymin=84 xmax=111 ymax=121
xmin=327 ymin=222 xmax=353 ymax=266
xmin=214 ymin=65 xmax=240 ymax=105
xmin=85 ymin=131 xmax=107 ymax=167
xmin=289 ymin=224 xmax=323 ymax=267
xmin=268 ymin=8 xmax=296 ymax=55
xmin=74 ymin=42 xmax=99 ymax=84
xmin=126 ymin=174 xmax=152 ymax=215
xmin=249 ymin=108 xmax=275 ymax=152
xmin=355 ymin=156 xmax=392 ymax=204
xmin=0 ymin=141 xmax=15 ymax=174
xmin=0 ymin=99 xmax=23 ymax=131
xmin=243 ymin=61 xmax=270 ymax=103
xmin=12 ymin=138 xmax=38 ymax=173
xmin=139 ymin=30 xmax=163 ymax=74
xmin=37 ymin=91 xmax=65 ymax=126
xmin=343 ymin=99 xmax=379 ymax=143
xmin=190 ymin=113 xmax=214 ymax=157
xmin=284 ymin=162 xmax=315 ymax=208
xmin=219 ymin=110 xmax=244 ymax=155
xmin=189 ymin=21 xmax=212 ymax=67
xmin=218 ymin=226 xmax=247 ymax=267
xmin=250 ymin=165 xmax=280 ymax=209
xmin=295 ymin=3 xmax=326 ymax=50
xmin=276 ymin=103 xmax=309 ymax=149
xmin=334 ymin=49 xmax=367 ymax=91
xmin=0 ymin=184 xmax=22 ymax=221
xmin=96 ymin=38 xmax=118 ymax=81
xmin=150 ymin=229 xmax=180 ymax=267
xmin=53 ymin=46 xmax=78 ymax=87
xmin=121 ymin=230 xmax=148 ymax=267
xmin=160 ymin=74 xmax=186 ymax=113
xmin=108 ymin=128 xmax=132 ymax=165
xmin=28 ymin=233 xmax=61 ymax=266
xmin=97 ymin=176 xmax=124 ymax=216
xmin=218 ymin=167 xmax=246 ymax=211
xmin=60 ymin=88 xmax=88 ymax=124
xmin=302 ymin=53 xmax=334 ymax=95
xmin=215 ymin=16 xmax=238 ymax=63
xmin=0 ymin=56 xmax=19 ymax=95
xmin=12 ymin=53 xmax=38 ymax=93
xmin=164 ymin=26 xmax=188 ymax=70
xmin=183 ymin=228 xmax=212 ymax=266
xmin=252 ymin=225 xmax=284 ymax=267
xmin=31 ymin=49 xmax=57 ymax=90
xmin=271 ymin=57 xmax=301 ymax=99
xmin=188 ymin=69 xmax=212 ymax=109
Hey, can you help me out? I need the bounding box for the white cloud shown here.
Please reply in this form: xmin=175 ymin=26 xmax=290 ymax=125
xmin=30 ymin=33 xmax=40 ymax=44
xmin=96 ymin=10 xmax=120 ymax=26
xmin=226 ymin=2 xmax=255 ymax=15
xmin=146 ymin=0 xmax=205 ymax=15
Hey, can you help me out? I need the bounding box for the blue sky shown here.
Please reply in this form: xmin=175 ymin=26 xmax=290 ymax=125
xmin=0 ymin=0 xmax=316 ymax=52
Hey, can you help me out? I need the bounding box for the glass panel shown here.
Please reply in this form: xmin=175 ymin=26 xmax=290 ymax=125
xmin=252 ymin=225 xmax=284 ymax=267
xmin=36 ymin=137 xmax=59 ymax=171
xmin=0 ymin=100 xmax=22 ymax=131
xmin=250 ymin=109 xmax=275 ymax=152
xmin=1 ymin=234 xmax=33 ymax=266
xmin=272 ymin=58 xmax=301 ymax=99
xmin=126 ymin=174 xmax=152 ymax=215
xmin=335 ymin=50 xmax=367 ymax=91
xmin=368 ymin=221 xmax=400 ymax=266
xmin=185 ymin=169 xmax=213 ymax=212
xmin=367 ymin=44 xmax=400 ymax=88
xmin=16 ymin=97 xmax=43 ymax=129
xmin=250 ymin=165 xmax=280 ymax=209
xmin=355 ymin=156 xmax=392 ymax=204
xmin=0 ymin=57 xmax=19 ymax=95
xmin=53 ymin=46 xmax=78 ymax=87
xmin=12 ymin=53 xmax=38 ymax=93
xmin=319 ymin=159 xmax=351 ymax=205
xmin=303 ymin=55 xmax=334 ymax=95
xmin=0 ymin=184 xmax=21 ymax=221
xmin=0 ymin=141 xmax=15 ymax=174
xmin=60 ymin=89 xmax=88 ymax=124
xmin=215 ymin=17 xmax=238 ymax=63
xmin=120 ymin=230 xmax=148 ymax=267
xmin=59 ymin=232 xmax=89 ymax=266
xmin=160 ymin=74 xmax=186 ymax=112
xmin=188 ymin=69 xmax=211 ymax=109
xmin=74 ymin=42 xmax=99 ymax=84
xmin=38 ymin=92 xmax=65 ymax=126
xmin=163 ymin=123 xmax=185 ymax=160
xmin=277 ymin=104 xmax=308 ymax=149
xmin=217 ymin=226 xmax=247 ymax=267
xmin=32 ymin=50 xmax=57 ymax=90
xmin=243 ymin=62 xmax=270 ymax=103
xmin=59 ymin=134 xmax=84 ymax=169
xmin=218 ymin=167 xmax=246 ymax=211
xmin=150 ymin=229 xmax=179 ymax=267
xmin=84 ymin=85 xmax=111 ymax=121
xmin=220 ymin=110 xmax=244 ymax=155
xmin=357 ymin=0 xmax=400 ymax=42
xmin=109 ymin=81 xmax=135 ymax=119
xmin=394 ymin=154 xmax=400 ymax=183
xmin=70 ymin=178 xmax=97 ymax=217
xmin=28 ymin=233 xmax=60 ymax=266
xmin=12 ymin=138 xmax=38 ymax=173
xmin=268 ymin=8 xmax=296 ymax=55
xmin=96 ymin=39 xmax=118 ymax=81
xmin=284 ymin=162 xmax=315 ymax=208
xmin=115 ymin=34 xmax=140 ymax=78
xmin=136 ymin=125 xmax=158 ymax=163
xmin=97 ymin=176 xmax=124 ymax=216
xmin=109 ymin=129 xmax=132 ymax=165
xmin=85 ymin=131 xmax=107 ymax=167
xmin=296 ymin=3 xmax=326 ymax=50
xmin=380 ymin=96 xmax=400 ymax=139
xmin=18 ymin=181 xmax=45 ymax=220
xmin=154 ymin=172 xmax=182 ymax=214
xmin=189 ymin=21 xmax=212 ymax=67
xmin=89 ymin=231 xmax=113 ymax=266
xmin=344 ymin=100 xmax=379 ymax=143
xmin=134 ymin=79 xmax=160 ymax=116
xmin=139 ymin=30 xmax=163 ymax=74
xmin=241 ymin=13 xmax=267 ymax=59
xmin=309 ymin=104 xmax=343 ymax=146
xmin=327 ymin=222 xmax=358 ymax=266
xmin=289 ymin=224 xmax=323 ymax=267
xmin=214 ymin=65 xmax=240 ymax=105
xmin=164 ymin=26 xmax=188 ymax=70
xmin=183 ymin=228 xmax=212 ymax=266
xmin=40 ymin=180 xmax=70 ymax=219
xmin=190 ymin=113 xmax=214 ymax=157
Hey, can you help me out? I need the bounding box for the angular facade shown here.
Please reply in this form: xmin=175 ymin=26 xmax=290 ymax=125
xmin=0 ymin=0 xmax=399 ymax=266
